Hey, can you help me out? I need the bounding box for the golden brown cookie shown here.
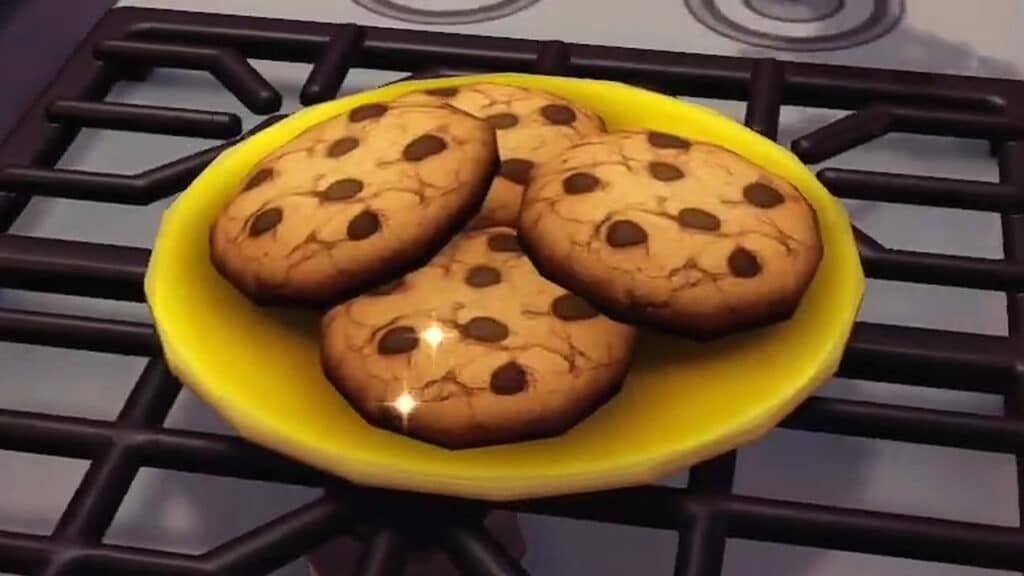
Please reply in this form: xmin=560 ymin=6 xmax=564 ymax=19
xmin=210 ymin=100 xmax=499 ymax=305
xmin=518 ymin=130 xmax=823 ymax=339
xmin=320 ymin=227 xmax=637 ymax=449
xmin=395 ymin=83 xmax=606 ymax=229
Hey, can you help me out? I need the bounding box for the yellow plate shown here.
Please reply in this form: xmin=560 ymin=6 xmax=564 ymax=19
xmin=145 ymin=73 xmax=864 ymax=501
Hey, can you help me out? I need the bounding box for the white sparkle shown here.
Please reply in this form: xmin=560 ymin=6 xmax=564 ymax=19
xmin=392 ymin=392 xmax=417 ymax=416
xmin=421 ymin=323 xmax=445 ymax=348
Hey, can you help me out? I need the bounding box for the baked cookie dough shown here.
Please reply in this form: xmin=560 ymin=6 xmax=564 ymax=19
xmin=320 ymin=227 xmax=637 ymax=449
xmin=518 ymin=130 xmax=823 ymax=339
xmin=210 ymin=100 xmax=499 ymax=305
xmin=395 ymin=83 xmax=606 ymax=229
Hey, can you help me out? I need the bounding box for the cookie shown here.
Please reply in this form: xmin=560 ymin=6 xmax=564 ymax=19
xmin=210 ymin=100 xmax=499 ymax=305
xmin=395 ymin=83 xmax=606 ymax=229
xmin=320 ymin=227 xmax=637 ymax=449
xmin=518 ymin=130 xmax=823 ymax=339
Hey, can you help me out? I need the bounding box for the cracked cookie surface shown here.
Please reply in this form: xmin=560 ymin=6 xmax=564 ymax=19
xmin=320 ymin=227 xmax=637 ymax=449
xmin=395 ymin=83 xmax=606 ymax=229
xmin=210 ymin=100 xmax=499 ymax=305
xmin=518 ymin=130 xmax=823 ymax=339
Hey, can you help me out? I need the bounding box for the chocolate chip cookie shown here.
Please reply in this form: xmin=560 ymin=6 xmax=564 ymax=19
xmin=210 ymin=100 xmax=499 ymax=305
xmin=518 ymin=130 xmax=823 ymax=339
xmin=320 ymin=227 xmax=637 ymax=449
xmin=396 ymin=83 xmax=606 ymax=229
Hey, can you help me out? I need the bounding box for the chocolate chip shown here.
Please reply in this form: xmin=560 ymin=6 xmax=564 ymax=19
xmin=541 ymin=104 xmax=576 ymax=125
xmin=486 ymin=113 xmax=519 ymax=130
xmin=377 ymin=325 xmax=419 ymax=355
xmin=490 ymin=361 xmax=527 ymax=395
xmin=349 ymin=103 xmax=388 ymax=122
xmin=403 ymin=134 xmax=447 ymax=161
xmin=367 ymin=278 xmax=404 ymax=296
xmin=424 ymin=87 xmax=459 ymax=97
xmin=743 ymin=182 xmax=785 ymax=208
xmin=498 ymin=158 xmax=534 ymax=186
xmin=551 ymin=293 xmax=599 ymax=321
xmin=647 ymin=131 xmax=691 ymax=149
xmin=605 ymin=219 xmax=648 ymax=248
xmin=326 ymin=137 xmax=359 ymax=158
xmin=562 ymin=172 xmax=600 ymax=195
xmin=462 ymin=316 xmax=509 ymax=343
xmin=728 ymin=247 xmax=761 ymax=278
xmin=648 ymin=161 xmax=684 ymax=181
xmin=487 ymin=232 xmax=521 ymax=253
xmin=243 ymin=168 xmax=273 ymax=190
xmin=465 ymin=265 xmax=501 ymax=288
xmin=347 ymin=210 xmax=381 ymax=240
xmin=248 ymin=207 xmax=282 ymax=237
xmin=321 ymin=178 xmax=363 ymax=201
xmin=677 ymin=208 xmax=721 ymax=231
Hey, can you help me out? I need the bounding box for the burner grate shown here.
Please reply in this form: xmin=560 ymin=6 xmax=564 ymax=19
xmin=0 ymin=7 xmax=1022 ymax=576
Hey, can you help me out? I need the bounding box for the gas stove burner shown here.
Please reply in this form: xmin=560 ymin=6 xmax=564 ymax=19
xmin=744 ymin=0 xmax=844 ymax=22
xmin=352 ymin=0 xmax=541 ymax=24
xmin=685 ymin=0 xmax=904 ymax=51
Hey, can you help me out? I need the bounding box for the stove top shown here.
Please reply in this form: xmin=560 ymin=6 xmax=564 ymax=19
xmin=112 ymin=0 xmax=1023 ymax=77
xmin=0 ymin=4 xmax=1022 ymax=576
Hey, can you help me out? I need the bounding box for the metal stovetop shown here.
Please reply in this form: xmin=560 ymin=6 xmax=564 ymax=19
xmin=0 ymin=2 xmax=1022 ymax=576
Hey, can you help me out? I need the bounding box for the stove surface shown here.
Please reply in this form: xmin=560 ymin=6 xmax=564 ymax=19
xmin=0 ymin=3 xmax=1021 ymax=576
xmin=114 ymin=0 xmax=1023 ymax=77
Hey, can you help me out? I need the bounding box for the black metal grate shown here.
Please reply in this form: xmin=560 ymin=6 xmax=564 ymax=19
xmin=0 ymin=6 xmax=1022 ymax=576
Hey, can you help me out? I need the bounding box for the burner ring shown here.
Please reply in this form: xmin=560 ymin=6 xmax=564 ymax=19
xmin=685 ymin=0 xmax=904 ymax=52
xmin=352 ymin=0 xmax=541 ymax=25
xmin=743 ymin=0 xmax=845 ymax=23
